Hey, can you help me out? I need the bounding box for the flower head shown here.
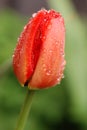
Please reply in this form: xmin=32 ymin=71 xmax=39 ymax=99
xmin=13 ymin=9 xmax=66 ymax=89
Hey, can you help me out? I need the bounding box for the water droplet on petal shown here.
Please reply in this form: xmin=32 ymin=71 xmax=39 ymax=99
xmin=57 ymin=78 xmax=60 ymax=84
xmin=58 ymin=81 xmax=60 ymax=85
xmin=57 ymin=78 xmax=60 ymax=81
xmin=48 ymin=10 xmax=50 ymax=13
xmin=40 ymin=35 xmax=42 ymax=39
xmin=59 ymin=17 xmax=63 ymax=22
xmin=17 ymin=64 xmax=20 ymax=67
xmin=55 ymin=41 xmax=58 ymax=45
xmin=24 ymin=25 xmax=27 ymax=30
xmin=60 ymin=48 xmax=64 ymax=56
xmin=12 ymin=54 xmax=15 ymax=58
xmin=43 ymin=36 xmax=46 ymax=40
xmin=44 ymin=18 xmax=47 ymax=22
xmin=62 ymin=75 xmax=64 ymax=79
xmin=32 ymin=13 xmax=36 ymax=18
xmin=43 ymin=64 xmax=48 ymax=72
xmin=48 ymin=25 xmax=51 ymax=29
xmin=62 ymin=60 xmax=66 ymax=66
xmin=62 ymin=54 xmax=65 ymax=58
xmin=17 ymin=37 xmax=20 ymax=42
xmin=46 ymin=70 xmax=51 ymax=76
xmin=49 ymin=50 xmax=53 ymax=53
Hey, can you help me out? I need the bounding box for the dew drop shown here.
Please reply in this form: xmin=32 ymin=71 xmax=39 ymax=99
xmin=43 ymin=64 xmax=46 ymax=71
xmin=48 ymin=10 xmax=50 ymax=13
xmin=20 ymin=48 xmax=23 ymax=54
xmin=61 ymin=53 xmax=65 ymax=58
xmin=59 ymin=17 xmax=63 ymax=22
xmin=32 ymin=13 xmax=36 ymax=18
xmin=58 ymin=81 xmax=60 ymax=85
xmin=44 ymin=68 xmax=46 ymax=71
xmin=40 ymin=35 xmax=42 ymax=39
xmin=57 ymin=78 xmax=60 ymax=81
xmin=49 ymin=50 xmax=53 ymax=53
xmin=16 ymin=63 xmax=20 ymax=68
xmin=57 ymin=78 xmax=60 ymax=84
xmin=53 ymin=14 xmax=56 ymax=17
xmin=43 ymin=63 xmax=45 ymax=67
xmin=41 ymin=8 xmax=46 ymax=11
xmin=62 ymin=60 xmax=66 ymax=66
xmin=46 ymin=73 xmax=50 ymax=76
xmin=12 ymin=54 xmax=15 ymax=58
xmin=60 ymin=48 xmax=64 ymax=55
xmin=24 ymin=25 xmax=27 ymax=30
xmin=44 ymin=19 xmax=47 ymax=22
xmin=62 ymin=75 xmax=64 ymax=79
xmin=43 ymin=36 xmax=46 ymax=40
xmin=46 ymin=70 xmax=51 ymax=76
xmin=55 ymin=41 xmax=58 ymax=45
xmin=17 ymin=37 xmax=20 ymax=42
xmin=47 ymin=25 xmax=51 ymax=30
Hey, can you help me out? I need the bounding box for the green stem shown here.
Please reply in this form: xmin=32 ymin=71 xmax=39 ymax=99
xmin=15 ymin=89 xmax=35 ymax=130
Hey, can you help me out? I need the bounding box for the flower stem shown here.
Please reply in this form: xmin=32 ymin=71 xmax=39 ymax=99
xmin=15 ymin=89 xmax=35 ymax=130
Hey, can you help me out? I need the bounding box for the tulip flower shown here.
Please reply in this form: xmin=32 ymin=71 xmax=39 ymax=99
xmin=13 ymin=9 xmax=66 ymax=89
xmin=13 ymin=9 xmax=66 ymax=130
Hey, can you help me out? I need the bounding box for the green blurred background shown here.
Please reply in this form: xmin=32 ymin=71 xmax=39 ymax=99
xmin=0 ymin=0 xmax=87 ymax=130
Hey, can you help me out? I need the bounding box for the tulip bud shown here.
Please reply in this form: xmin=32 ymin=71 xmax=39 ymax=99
xmin=13 ymin=9 xmax=66 ymax=89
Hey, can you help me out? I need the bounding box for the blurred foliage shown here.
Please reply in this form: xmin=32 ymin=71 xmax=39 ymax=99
xmin=0 ymin=0 xmax=87 ymax=130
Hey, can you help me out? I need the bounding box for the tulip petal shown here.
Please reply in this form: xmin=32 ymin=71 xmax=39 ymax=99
xmin=29 ymin=10 xmax=65 ymax=89
xmin=13 ymin=10 xmax=47 ymax=85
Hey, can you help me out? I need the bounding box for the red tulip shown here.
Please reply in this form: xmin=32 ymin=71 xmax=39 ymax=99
xmin=13 ymin=9 xmax=66 ymax=89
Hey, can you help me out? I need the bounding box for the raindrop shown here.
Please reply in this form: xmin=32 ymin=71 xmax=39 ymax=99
xmin=17 ymin=37 xmax=20 ymax=42
xmin=44 ymin=68 xmax=46 ymax=71
xmin=12 ymin=54 xmax=15 ymax=58
xmin=59 ymin=17 xmax=63 ymax=22
xmin=41 ymin=8 xmax=46 ymax=11
xmin=57 ymin=78 xmax=60 ymax=84
xmin=62 ymin=54 xmax=65 ymax=58
xmin=43 ymin=36 xmax=46 ymax=40
xmin=49 ymin=50 xmax=53 ymax=53
xmin=58 ymin=81 xmax=60 ymax=85
xmin=20 ymin=48 xmax=23 ymax=54
xmin=40 ymin=35 xmax=42 ymax=39
xmin=53 ymin=14 xmax=56 ymax=17
xmin=17 ymin=63 xmax=20 ymax=67
xmin=44 ymin=19 xmax=47 ymax=22
xmin=60 ymin=48 xmax=64 ymax=55
xmin=55 ymin=41 xmax=58 ymax=45
xmin=48 ymin=10 xmax=50 ymax=13
xmin=47 ymin=25 xmax=51 ymax=30
xmin=62 ymin=75 xmax=64 ymax=79
xmin=32 ymin=13 xmax=36 ymax=18
xmin=46 ymin=70 xmax=51 ymax=76
xmin=62 ymin=60 xmax=66 ymax=66
xmin=57 ymin=78 xmax=60 ymax=81
xmin=43 ymin=64 xmax=46 ymax=71
xmin=24 ymin=25 xmax=27 ymax=30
